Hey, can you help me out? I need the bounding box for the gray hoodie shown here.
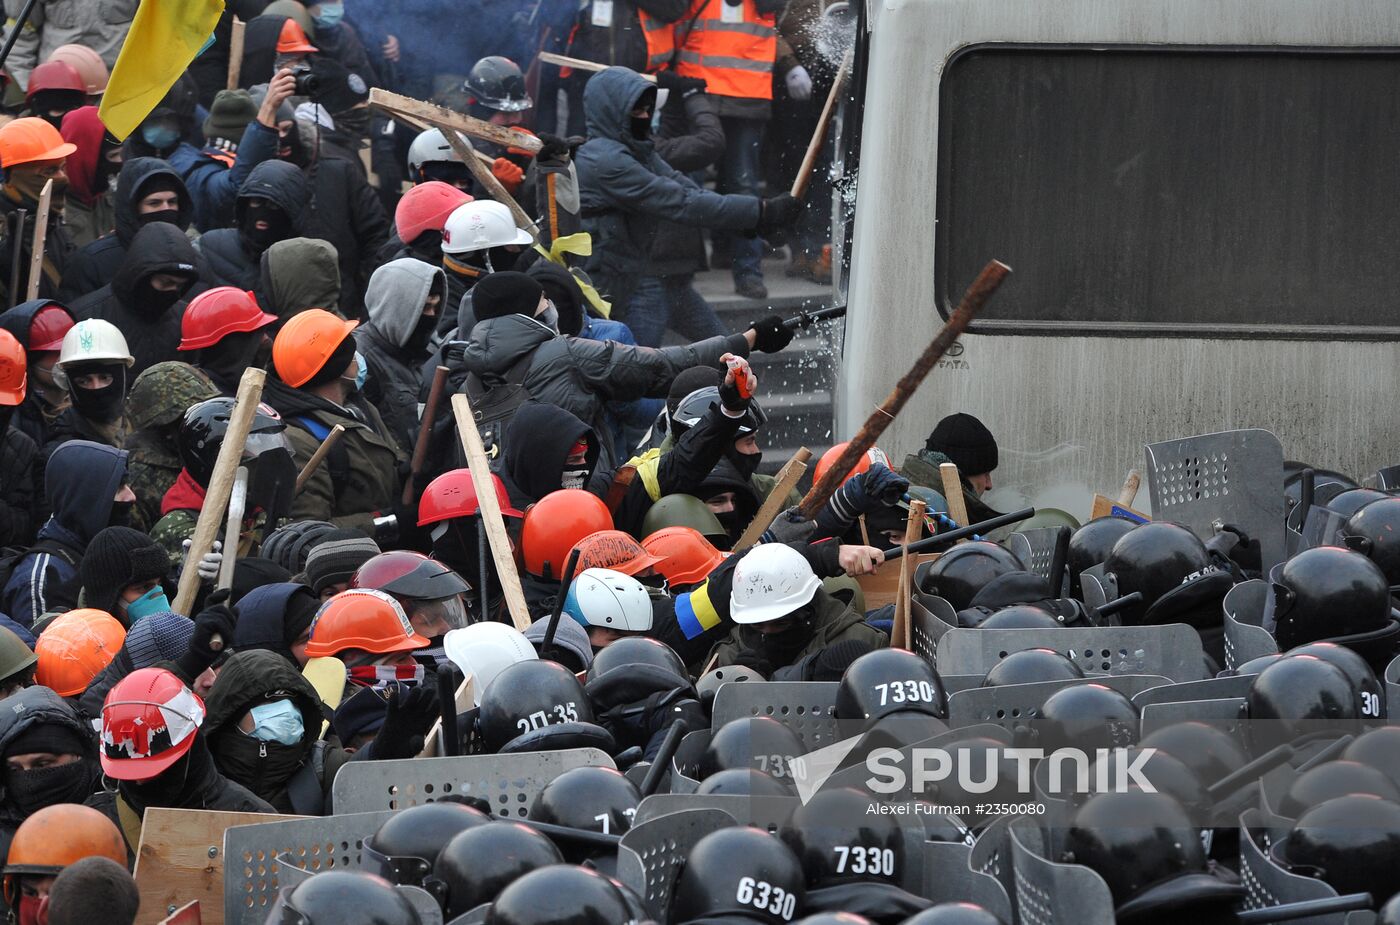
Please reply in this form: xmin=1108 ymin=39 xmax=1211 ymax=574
xmin=356 ymin=258 xmax=446 ymax=452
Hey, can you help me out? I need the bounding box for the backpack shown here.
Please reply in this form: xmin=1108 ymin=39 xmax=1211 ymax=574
xmin=462 ymin=353 xmax=535 ymax=464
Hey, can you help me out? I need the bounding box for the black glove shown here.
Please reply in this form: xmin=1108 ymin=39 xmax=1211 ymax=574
xmin=718 ymin=369 xmax=751 ymax=416
xmin=756 ymin=193 xmax=801 ymax=235
xmin=729 ymin=650 xmax=773 ymax=679
xmin=656 ymin=70 xmax=707 ymax=98
xmin=536 ymin=132 xmax=583 ymax=167
xmin=747 ymin=313 xmax=794 ymax=353
xmin=371 ymin=684 xmax=441 ymax=759
xmin=175 ymin=589 xmax=238 ymax=679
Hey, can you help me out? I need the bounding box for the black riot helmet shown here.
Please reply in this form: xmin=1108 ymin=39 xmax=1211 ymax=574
xmin=588 ymin=635 xmax=687 ymax=682
xmin=975 ymin=604 xmax=1062 ymax=630
xmin=1075 ymin=747 xmax=1209 ymax=815
xmin=178 ymin=396 xmax=290 ymax=488
xmin=671 ymin=827 xmax=806 ymax=925
xmin=1067 ymin=516 xmax=1138 ymax=599
xmin=793 ymin=915 xmax=876 ymax=925
xmin=477 ymin=660 xmax=595 ymax=752
xmin=1344 ymin=726 xmax=1400 ymax=789
xmin=274 ymin=871 xmax=420 ymax=925
xmin=363 ymin=802 xmax=493 ymax=885
xmin=1272 ymin=794 xmax=1400 ymax=906
xmin=1341 ymin=496 xmax=1400 ymax=586
xmin=528 ymin=766 xmax=641 ymax=840
xmin=981 ymin=648 xmax=1084 ymax=687
xmin=1102 ymin=522 xmax=1211 ymax=626
xmin=1277 ymin=760 xmax=1400 ymax=819
xmin=1382 ymin=895 xmax=1400 ymax=925
xmin=835 ymin=649 xmax=947 ymax=722
xmin=426 ymin=821 xmax=564 ymax=918
xmin=1323 ymin=487 xmax=1387 ymax=521
xmin=484 ymin=864 xmax=636 ymax=925
xmin=780 ymin=787 xmax=904 ymax=888
xmin=1037 ymin=683 xmax=1139 ymax=753
xmin=1285 ymin=642 xmax=1386 ymax=720
xmin=1269 ymin=546 xmax=1397 ymax=654
xmin=1246 ymin=655 xmax=1365 ymax=756
xmin=901 ymin=906 xmax=1006 ymax=925
xmin=464 ymin=56 xmax=532 ymax=113
xmin=916 ymin=542 xmax=1025 ymax=610
xmin=700 ymin=716 xmax=808 ymax=781
xmin=670 ymin=385 xmax=767 ymax=441
xmin=1138 ymin=721 xmax=1248 ymax=788
xmin=695 ymin=768 xmax=795 ymax=796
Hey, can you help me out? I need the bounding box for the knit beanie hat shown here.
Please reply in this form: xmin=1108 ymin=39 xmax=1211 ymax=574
xmin=667 ymin=366 xmax=723 ymax=415
xmin=303 ymin=530 xmax=380 ymax=594
xmin=925 ymin=413 xmax=998 ymax=477
xmin=203 ymin=89 xmax=259 ymax=142
xmin=123 ymin=611 xmax=195 ymax=667
xmin=4 ymin=722 xmax=90 ymax=759
xmin=79 ymin=527 xmax=171 ymax=616
xmin=231 ymin=557 xmax=292 ymax=604
xmin=282 ymin=586 xmax=321 ymax=646
xmin=308 ymin=57 xmax=369 ymax=116
xmin=472 ymin=272 xmax=544 ymax=322
xmin=302 ymin=331 xmax=358 ymax=389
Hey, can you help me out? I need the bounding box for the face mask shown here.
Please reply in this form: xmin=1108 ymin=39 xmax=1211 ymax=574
xmin=67 ymin=364 xmax=126 ymax=423
xmin=561 ymin=467 xmax=589 ymax=491
xmin=728 ymin=447 xmax=762 ymax=481
xmin=107 ymin=500 xmax=134 ymax=528
xmin=138 ymin=208 xmax=181 ymax=228
xmin=404 ymin=310 xmax=437 ymax=355
xmin=630 ymin=113 xmax=652 ymax=141
xmin=139 ymin=279 xmax=188 ymax=317
xmin=537 ymin=303 xmax=560 ymax=335
xmin=341 ymin=352 xmax=368 ymax=392
xmin=6 ymin=760 xmax=94 ymax=815
xmin=246 ymin=699 xmax=305 ymax=746
xmin=238 ymin=201 xmax=293 ymax=253
xmin=124 ymin=585 xmax=171 ymax=623
xmin=334 ymin=106 xmax=371 ymax=138
xmin=141 ymin=123 xmax=181 ymax=151
xmin=313 ymin=1 xmax=345 ymax=28
xmin=6 ymin=168 xmax=66 ymax=209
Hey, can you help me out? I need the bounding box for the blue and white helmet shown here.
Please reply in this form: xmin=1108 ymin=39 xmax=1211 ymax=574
xmin=564 ymin=568 xmax=654 ymax=633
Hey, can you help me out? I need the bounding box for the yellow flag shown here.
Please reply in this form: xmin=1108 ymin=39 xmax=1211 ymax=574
xmin=98 ymin=0 xmax=225 ymax=140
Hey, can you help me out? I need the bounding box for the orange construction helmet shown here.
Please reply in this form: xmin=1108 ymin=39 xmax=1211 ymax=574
xmin=569 ymin=530 xmax=664 ymax=576
xmin=395 ymin=181 xmax=472 ymax=245
xmin=521 ymin=490 xmax=613 ymax=580
xmin=3 ymin=804 xmax=126 ymax=902
xmin=277 ymin=19 xmax=318 ymax=54
xmin=812 ymin=443 xmax=891 ymax=488
xmin=35 ymin=609 xmax=126 ymax=697
xmin=46 ymin=44 xmax=109 ymax=95
xmin=26 ymin=304 xmax=74 ymax=352
xmin=179 ymin=287 xmax=277 ymax=351
xmin=0 ymin=329 xmax=25 ymax=406
xmin=272 ymin=308 xmax=358 ymax=388
xmin=304 ymin=589 xmax=430 ymax=659
xmin=0 ymin=117 xmax=76 ymax=169
xmin=641 ymin=527 xmax=725 ymax=586
xmin=100 ymin=667 xmax=204 ymax=781
xmin=418 ymin=468 xmax=523 ymax=526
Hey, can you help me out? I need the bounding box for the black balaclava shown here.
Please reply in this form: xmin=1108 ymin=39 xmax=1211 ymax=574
xmin=3 ymin=724 xmax=100 ymax=815
xmin=30 ymin=90 xmax=85 ymax=131
xmin=66 ymin=361 xmax=127 ymax=423
xmin=201 ymin=330 xmax=267 ymax=392
xmin=332 ymin=106 xmax=371 ymax=140
xmin=727 ymin=444 xmax=762 ymax=481
xmin=404 ymin=311 xmax=437 ymax=357
xmin=741 ymin=601 xmax=817 ymax=666
xmin=136 ymin=272 xmax=196 ymax=320
xmin=279 ymin=122 xmax=309 ymax=168
xmin=108 ymin=498 xmax=134 ymax=528
xmin=133 ymin=174 xmax=185 ymax=229
xmin=629 ymin=87 xmax=657 ymax=140
xmin=239 ymin=197 xmax=293 ymax=254
xmin=120 ymin=731 xmax=217 ymax=812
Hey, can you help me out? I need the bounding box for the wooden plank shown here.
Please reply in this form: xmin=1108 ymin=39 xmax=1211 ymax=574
xmin=890 ymin=499 xmax=926 ymax=649
xmin=538 ymin=52 xmax=657 ymax=83
xmin=226 ymin=17 xmax=245 ymax=90
xmin=434 ymin=120 xmax=540 ymax=239
xmin=939 ymin=463 xmax=971 ymax=537
xmin=732 ymin=447 xmax=811 ymax=552
xmin=159 ymin=901 xmax=202 ymax=925
xmin=1117 ymin=468 xmax=1142 ymax=507
xmin=792 ymin=49 xmax=851 ymax=199
xmin=1089 ymin=494 xmax=1151 ymax=523
xmin=857 ymin=553 xmax=939 ymax=611
xmin=369 ymin=88 xmax=542 ymax=154
xmin=25 ymin=179 xmax=51 ymax=300
xmin=293 ymin=424 xmax=345 ymax=493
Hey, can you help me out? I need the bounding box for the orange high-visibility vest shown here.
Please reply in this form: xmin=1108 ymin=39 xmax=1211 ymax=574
xmin=639 ymin=10 xmax=676 ymax=72
xmin=674 ymin=0 xmax=776 ymax=100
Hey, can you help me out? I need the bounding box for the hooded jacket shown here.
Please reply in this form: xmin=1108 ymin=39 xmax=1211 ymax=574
xmin=58 ymin=106 xmax=117 ymax=249
xmin=0 ymin=300 xmax=76 ymax=448
xmin=181 ymin=120 xmax=281 ymax=233
xmin=576 ymin=68 xmax=760 ymax=284
xmin=647 ymin=91 xmax=727 ymax=276
xmin=258 ymin=237 xmax=342 ymax=321
xmin=69 ymin=222 xmax=201 ymax=377
xmin=0 ymin=420 xmax=37 ymax=547
xmin=498 ymin=401 xmax=600 ymax=509
xmin=60 ymin=158 xmax=195 ymax=303
xmin=0 ymin=687 xmax=102 ymax=858
xmin=197 ymin=161 xmax=311 ymax=293
xmin=299 ymin=152 xmax=392 ymax=319
xmin=708 ymin=585 xmax=889 ymax=673
xmin=461 ymin=312 xmax=749 ymax=472
xmin=233 ymin=581 xmax=318 ymax=665
xmin=356 ymin=258 xmax=444 ymax=452
xmin=1 ymin=440 xmax=127 ymax=627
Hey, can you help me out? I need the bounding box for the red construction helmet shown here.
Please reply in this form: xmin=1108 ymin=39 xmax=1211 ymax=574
xmin=100 ymin=668 xmax=205 ymax=781
xmin=179 ymin=287 xmax=277 ymax=350
xmin=0 ymin=329 xmax=24 ymax=406
xmin=276 ymin=19 xmax=318 ymax=54
xmin=812 ymin=442 xmax=890 ymax=488
xmin=520 ymin=489 xmax=613 ymax=580
xmin=25 ymin=60 xmax=84 ymax=99
xmin=641 ymin=527 xmax=725 ymax=586
xmin=418 ymin=468 xmax=523 ymax=526
xmin=569 ymin=530 xmax=664 ymax=576
xmin=27 ymin=304 xmax=74 ymax=351
xmin=395 ymin=180 xmax=472 ymax=246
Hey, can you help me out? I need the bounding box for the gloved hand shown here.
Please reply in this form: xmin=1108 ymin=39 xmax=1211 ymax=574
xmin=785 ymin=65 xmax=812 ymax=101
xmin=535 ymin=132 xmax=584 ymax=167
xmin=762 ymin=508 xmax=818 ymax=545
xmin=182 ymin=538 xmax=223 ymax=583
xmin=756 ymin=193 xmax=801 ymax=235
xmin=492 ymin=156 xmax=525 ymax=192
xmin=729 ymin=650 xmax=773 ymax=679
xmin=718 ymin=353 xmax=756 ymax=415
xmin=656 ymin=70 xmax=707 ymax=98
xmin=819 ymin=463 xmax=909 ymax=535
xmin=746 ymin=313 xmax=794 ymax=353
xmin=175 ymin=589 xmax=238 ymax=679
xmin=371 ymin=684 xmax=441 ymax=759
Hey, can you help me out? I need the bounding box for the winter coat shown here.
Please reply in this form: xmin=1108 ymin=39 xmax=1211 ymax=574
xmin=0 ymin=425 xmax=37 ymax=548
xmin=497 ymin=401 xmax=601 ymax=510
xmin=0 ymin=0 xmax=135 ymax=88
xmin=125 ymin=429 xmax=182 ymax=536
xmin=1 ymin=440 xmax=127 ymax=627
xmin=0 ymin=687 xmax=102 ymax=860
xmin=300 ymin=154 xmax=392 ymax=319
xmin=0 ymin=183 xmax=75 ymax=305
xmin=262 ymin=376 xmax=405 ymax=536
xmin=60 ymin=157 xmax=195 ymax=303
xmin=233 ymin=581 xmax=318 ymax=666
xmin=69 ymin=223 xmax=200 ymax=377
xmin=461 ymin=312 xmax=749 ymax=472
xmin=708 ymin=585 xmax=888 ymax=671
xmin=356 ymin=258 xmax=443 ymax=452
xmin=577 ymin=68 xmax=759 ymax=283
xmin=197 ymin=161 xmax=312 ymax=294
xmin=59 ymin=106 xmax=117 ymax=249
xmin=180 ymin=121 xmax=282 ymax=233
xmin=259 ymin=237 xmax=342 ymax=321
xmin=566 ymin=0 xmax=689 ymax=73
xmin=646 ymin=92 xmax=727 ymax=277
xmin=0 ymin=300 xmax=75 ymax=449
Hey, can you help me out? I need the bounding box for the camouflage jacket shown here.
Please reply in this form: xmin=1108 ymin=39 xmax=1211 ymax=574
xmin=125 ymin=431 xmax=182 ymax=534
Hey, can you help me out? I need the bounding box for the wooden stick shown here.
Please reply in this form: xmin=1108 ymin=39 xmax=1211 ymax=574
xmin=858 ymin=514 xmax=871 ymax=547
xmin=537 ymin=52 xmax=657 ymax=83
xmin=1117 ymin=469 xmax=1142 ymax=508
xmin=732 ymin=447 xmax=812 ymax=552
xmin=451 ymin=393 xmax=531 ymax=630
xmin=791 ymin=49 xmax=851 ymax=200
xmin=402 ymin=366 xmax=449 ymax=506
xmin=370 ymin=88 xmax=543 ymax=154
xmin=226 ymin=17 xmax=245 ymax=90
xmin=939 ymin=463 xmax=971 ymax=540
xmin=294 ymin=424 xmax=345 ymax=493
xmin=891 ymin=498 xmax=926 ymax=650
xmin=25 ymin=179 xmax=51 ymax=300
xmin=172 ymin=368 xmax=266 ymax=615
xmin=394 ymin=110 xmax=494 ymax=165
xmin=437 ymin=123 xmax=540 ymax=238
xmin=216 ymin=467 xmax=247 ymax=590
xmin=797 ymin=259 xmax=1011 ymax=518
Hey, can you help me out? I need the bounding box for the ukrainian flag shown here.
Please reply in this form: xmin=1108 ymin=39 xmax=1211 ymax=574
xmin=99 ymin=0 xmax=225 ymax=140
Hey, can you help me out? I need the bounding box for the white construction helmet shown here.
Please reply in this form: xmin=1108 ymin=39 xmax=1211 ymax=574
xmin=730 ymin=543 xmax=822 ymax=625
xmin=441 ymin=200 xmax=532 ymax=254
xmin=443 ymin=621 xmax=538 ymax=706
xmin=563 ymin=568 xmax=654 ymax=633
xmin=52 ymin=319 xmax=133 ymax=389
xmin=407 ymin=127 xmax=464 ymax=173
